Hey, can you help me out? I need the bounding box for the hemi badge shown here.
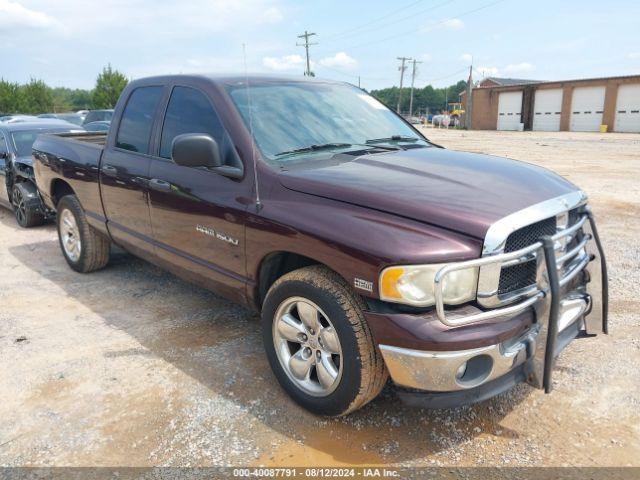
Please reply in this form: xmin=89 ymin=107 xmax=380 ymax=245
xmin=354 ymin=278 xmax=373 ymax=292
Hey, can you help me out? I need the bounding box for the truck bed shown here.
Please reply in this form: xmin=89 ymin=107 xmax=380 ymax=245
xmin=54 ymin=131 xmax=108 ymax=146
xmin=32 ymin=131 xmax=107 ymax=217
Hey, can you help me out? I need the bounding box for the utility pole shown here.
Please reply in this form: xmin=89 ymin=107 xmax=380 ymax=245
xmin=465 ymin=62 xmax=473 ymax=129
xmin=408 ymin=59 xmax=423 ymax=117
xmin=297 ymin=31 xmax=317 ymax=76
xmin=396 ymin=56 xmax=411 ymax=114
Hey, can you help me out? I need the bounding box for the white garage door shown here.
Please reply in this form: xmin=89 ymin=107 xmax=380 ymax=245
xmin=614 ymin=84 xmax=640 ymax=133
xmin=570 ymin=86 xmax=605 ymax=132
xmin=533 ymin=89 xmax=563 ymax=131
xmin=497 ymin=91 xmax=523 ymax=131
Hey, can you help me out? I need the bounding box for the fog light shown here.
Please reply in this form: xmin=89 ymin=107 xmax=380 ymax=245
xmin=454 ymin=354 xmax=493 ymax=388
xmin=455 ymin=362 xmax=468 ymax=380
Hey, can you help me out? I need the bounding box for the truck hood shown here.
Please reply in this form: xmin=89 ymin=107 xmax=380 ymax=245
xmin=278 ymin=147 xmax=579 ymax=239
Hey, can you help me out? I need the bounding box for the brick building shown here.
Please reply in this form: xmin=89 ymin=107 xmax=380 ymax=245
xmin=461 ymin=75 xmax=640 ymax=133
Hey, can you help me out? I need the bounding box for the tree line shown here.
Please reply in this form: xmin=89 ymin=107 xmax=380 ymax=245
xmin=371 ymin=79 xmax=468 ymax=115
xmin=0 ymin=65 xmax=128 ymax=115
xmin=2 ymin=64 xmax=465 ymax=117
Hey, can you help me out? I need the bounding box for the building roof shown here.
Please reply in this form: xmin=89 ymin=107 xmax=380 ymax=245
xmin=481 ymin=77 xmax=542 ymax=86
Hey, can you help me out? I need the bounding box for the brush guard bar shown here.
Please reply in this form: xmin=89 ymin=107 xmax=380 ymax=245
xmin=433 ymin=209 xmax=608 ymax=392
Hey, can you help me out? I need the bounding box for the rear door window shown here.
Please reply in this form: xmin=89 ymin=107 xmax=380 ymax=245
xmin=116 ymin=87 xmax=163 ymax=153
xmin=159 ymin=86 xmax=224 ymax=159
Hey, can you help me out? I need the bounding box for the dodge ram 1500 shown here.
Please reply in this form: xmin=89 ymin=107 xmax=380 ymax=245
xmin=33 ymin=75 xmax=608 ymax=416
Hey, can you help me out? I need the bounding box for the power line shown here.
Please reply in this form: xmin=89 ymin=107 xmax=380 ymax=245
xmin=297 ymin=31 xmax=317 ymax=76
xmin=323 ymin=0 xmax=455 ymax=44
xmin=340 ymin=0 xmax=508 ymax=51
xmin=322 ymin=0 xmax=428 ymax=41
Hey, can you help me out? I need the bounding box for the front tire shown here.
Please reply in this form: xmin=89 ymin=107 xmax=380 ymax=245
xmin=12 ymin=183 xmax=45 ymax=228
xmin=262 ymin=266 xmax=388 ymax=416
xmin=57 ymin=195 xmax=110 ymax=273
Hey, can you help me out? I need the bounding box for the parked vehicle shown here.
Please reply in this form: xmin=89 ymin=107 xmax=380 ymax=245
xmin=83 ymin=121 xmax=111 ymax=132
xmin=33 ymin=75 xmax=607 ymax=416
xmin=82 ymin=109 xmax=114 ymax=125
xmin=0 ymin=115 xmax=39 ymax=124
xmin=38 ymin=113 xmax=85 ymax=126
xmin=0 ymin=120 xmax=82 ymax=227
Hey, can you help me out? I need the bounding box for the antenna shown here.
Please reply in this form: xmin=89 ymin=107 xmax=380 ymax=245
xmin=243 ymin=43 xmax=262 ymax=212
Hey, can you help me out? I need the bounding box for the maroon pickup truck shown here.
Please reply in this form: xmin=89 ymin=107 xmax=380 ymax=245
xmin=32 ymin=74 xmax=608 ymax=416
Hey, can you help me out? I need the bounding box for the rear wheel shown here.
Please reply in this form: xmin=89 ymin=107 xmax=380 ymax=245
xmin=12 ymin=183 xmax=45 ymax=228
xmin=57 ymin=195 xmax=110 ymax=273
xmin=262 ymin=266 xmax=388 ymax=416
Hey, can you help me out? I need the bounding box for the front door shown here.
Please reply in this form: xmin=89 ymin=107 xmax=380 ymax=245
xmin=147 ymin=85 xmax=248 ymax=301
xmin=100 ymin=85 xmax=164 ymax=254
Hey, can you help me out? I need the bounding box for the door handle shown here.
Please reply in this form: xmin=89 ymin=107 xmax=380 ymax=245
xmin=149 ymin=178 xmax=173 ymax=192
xmin=102 ymin=164 xmax=117 ymax=176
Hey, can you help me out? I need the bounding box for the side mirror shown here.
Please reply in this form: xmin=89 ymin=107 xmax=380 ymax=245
xmin=0 ymin=152 xmax=7 ymax=160
xmin=171 ymin=133 xmax=222 ymax=168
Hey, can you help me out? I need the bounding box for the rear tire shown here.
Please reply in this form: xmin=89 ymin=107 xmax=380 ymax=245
xmin=262 ymin=265 xmax=388 ymax=416
xmin=12 ymin=183 xmax=45 ymax=228
xmin=57 ymin=195 xmax=110 ymax=273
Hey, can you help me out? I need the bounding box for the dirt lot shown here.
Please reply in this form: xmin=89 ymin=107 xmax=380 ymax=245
xmin=1 ymin=130 xmax=639 ymax=467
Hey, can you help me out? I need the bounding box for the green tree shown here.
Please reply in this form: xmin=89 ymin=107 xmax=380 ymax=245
xmin=19 ymin=79 xmax=54 ymax=114
xmin=92 ymin=64 xmax=128 ymax=109
xmin=0 ymin=79 xmax=23 ymax=114
xmin=52 ymin=87 xmax=93 ymax=112
xmin=371 ymin=79 xmax=468 ymax=115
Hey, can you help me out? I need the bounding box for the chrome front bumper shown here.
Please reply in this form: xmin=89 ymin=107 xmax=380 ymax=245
xmin=379 ymin=209 xmax=608 ymax=395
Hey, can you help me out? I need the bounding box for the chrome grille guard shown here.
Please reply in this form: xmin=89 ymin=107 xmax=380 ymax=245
xmin=433 ymin=209 xmax=608 ymax=391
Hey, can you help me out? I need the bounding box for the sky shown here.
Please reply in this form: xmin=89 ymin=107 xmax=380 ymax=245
xmin=2 ymin=0 xmax=639 ymax=91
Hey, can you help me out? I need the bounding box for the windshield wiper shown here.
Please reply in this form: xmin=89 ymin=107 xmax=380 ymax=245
xmin=274 ymin=142 xmax=353 ymax=157
xmin=365 ymin=135 xmax=420 ymax=144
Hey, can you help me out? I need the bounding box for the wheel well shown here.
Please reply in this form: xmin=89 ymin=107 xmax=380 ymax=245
xmin=51 ymin=179 xmax=75 ymax=207
xmin=256 ymin=252 xmax=320 ymax=307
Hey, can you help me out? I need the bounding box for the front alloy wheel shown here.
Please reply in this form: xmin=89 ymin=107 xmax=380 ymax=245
xmin=262 ymin=265 xmax=388 ymax=416
xmin=273 ymin=297 xmax=343 ymax=397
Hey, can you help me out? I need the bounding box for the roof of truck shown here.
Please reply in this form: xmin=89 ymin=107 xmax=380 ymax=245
xmin=129 ymin=73 xmax=347 ymax=86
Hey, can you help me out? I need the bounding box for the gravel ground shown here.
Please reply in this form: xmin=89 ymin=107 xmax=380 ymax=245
xmin=0 ymin=129 xmax=638 ymax=467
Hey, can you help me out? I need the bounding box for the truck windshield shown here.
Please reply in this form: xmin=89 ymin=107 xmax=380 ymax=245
xmin=227 ymin=81 xmax=428 ymax=164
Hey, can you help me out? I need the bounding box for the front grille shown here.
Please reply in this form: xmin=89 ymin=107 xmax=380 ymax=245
xmin=498 ymin=217 xmax=557 ymax=295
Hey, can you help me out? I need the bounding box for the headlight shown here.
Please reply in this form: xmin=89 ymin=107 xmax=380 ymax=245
xmin=379 ymin=264 xmax=478 ymax=307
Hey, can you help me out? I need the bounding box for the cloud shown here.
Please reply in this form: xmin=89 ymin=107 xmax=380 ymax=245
xmin=627 ymin=52 xmax=640 ymax=59
xmin=319 ymin=52 xmax=357 ymax=69
xmin=460 ymin=53 xmax=473 ymax=63
xmin=476 ymin=66 xmax=500 ymax=77
xmin=262 ymin=54 xmax=304 ymax=71
xmin=422 ymin=17 xmax=464 ymax=34
xmin=420 ymin=53 xmax=433 ymax=62
xmin=442 ymin=18 xmax=464 ymax=30
xmin=0 ymin=0 xmax=62 ymax=31
xmin=10 ymin=0 xmax=284 ymax=37
xmin=262 ymin=6 xmax=283 ymax=23
xmin=504 ymin=62 xmax=535 ymax=74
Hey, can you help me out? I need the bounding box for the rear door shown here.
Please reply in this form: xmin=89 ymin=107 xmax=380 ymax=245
xmin=100 ymin=85 xmax=164 ymax=254
xmin=147 ymin=84 xmax=248 ymax=301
